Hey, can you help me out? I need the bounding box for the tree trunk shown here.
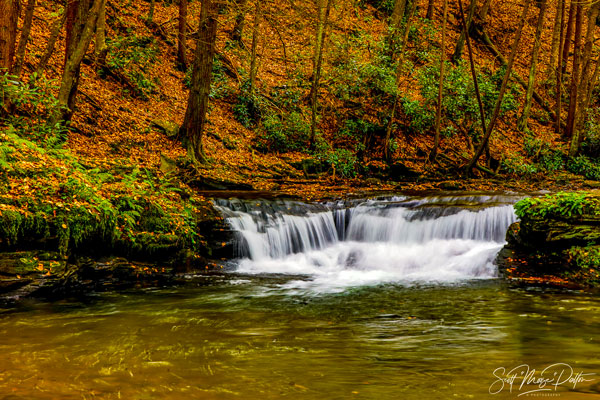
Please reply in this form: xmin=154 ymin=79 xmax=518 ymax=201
xmin=0 ymin=0 xmax=20 ymax=73
xmin=429 ymin=0 xmax=448 ymax=161
xmin=565 ymin=3 xmax=582 ymax=139
xmin=35 ymin=9 xmax=65 ymax=75
xmin=383 ymin=0 xmax=418 ymax=163
xmin=459 ymin=0 xmax=487 ymax=160
xmin=12 ymin=0 xmax=35 ymax=77
xmin=53 ymin=0 xmax=103 ymax=124
xmin=451 ymin=0 xmax=477 ymax=64
xmin=466 ymin=0 xmax=531 ymax=173
xmin=517 ymin=0 xmax=547 ymax=131
xmin=249 ymin=0 xmax=262 ymax=94
xmin=561 ymin=0 xmax=575 ymax=76
xmin=182 ymin=0 xmax=220 ymax=163
xmin=309 ymin=0 xmax=333 ymax=148
xmin=387 ymin=0 xmax=407 ymax=55
xmin=546 ymin=0 xmax=564 ymax=84
xmin=63 ymin=0 xmax=92 ymax=122
xmin=147 ymin=0 xmax=155 ymax=23
xmin=426 ymin=0 xmax=434 ymax=20
xmin=555 ymin=0 xmax=566 ymax=134
xmin=231 ymin=0 xmax=249 ymax=43
xmin=177 ymin=0 xmax=188 ymax=70
xmin=95 ymin=0 xmax=107 ymax=68
xmin=569 ymin=3 xmax=599 ymax=156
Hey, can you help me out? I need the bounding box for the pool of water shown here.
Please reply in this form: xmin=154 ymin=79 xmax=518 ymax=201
xmin=1 ymin=276 xmax=599 ymax=399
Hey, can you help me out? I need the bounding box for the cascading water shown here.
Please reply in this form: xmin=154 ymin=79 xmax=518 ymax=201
xmin=214 ymin=194 xmax=519 ymax=292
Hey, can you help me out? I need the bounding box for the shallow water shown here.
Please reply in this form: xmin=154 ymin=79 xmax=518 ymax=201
xmin=1 ymin=278 xmax=599 ymax=399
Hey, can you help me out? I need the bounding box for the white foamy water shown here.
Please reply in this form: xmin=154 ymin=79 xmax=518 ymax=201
xmin=214 ymin=195 xmax=519 ymax=292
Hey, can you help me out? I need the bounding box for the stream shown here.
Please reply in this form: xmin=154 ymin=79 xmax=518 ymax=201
xmin=1 ymin=193 xmax=599 ymax=399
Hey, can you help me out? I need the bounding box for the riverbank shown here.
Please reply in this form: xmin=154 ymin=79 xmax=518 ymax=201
xmin=498 ymin=191 xmax=600 ymax=289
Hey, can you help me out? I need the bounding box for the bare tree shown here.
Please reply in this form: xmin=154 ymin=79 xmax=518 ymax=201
xmin=429 ymin=0 xmax=448 ymax=161
xmin=53 ymin=0 xmax=103 ymax=123
xmin=181 ymin=0 xmax=221 ymax=163
xmin=177 ymin=0 xmax=188 ymax=70
xmin=565 ymin=3 xmax=583 ymax=139
xmin=466 ymin=0 xmax=531 ymax=172
xmin=35 ymin=9 xmax=65 ymax=75
xmin=249 ymin=0 xmax=262 ymax=94
xmin=95 ymin=0 xmax=107 ymax=67
xmin=231 ymin=0 xmax=249 ymax=43
xmin=309 ymin=0 xmax=333 ymax=148
xmin=12 ymin=0 xmax=35 ymax=77
xmin=517 ymin=0 xmax=547 ymax=131
xmin=0 ymin=0 xmax=20 ymax=73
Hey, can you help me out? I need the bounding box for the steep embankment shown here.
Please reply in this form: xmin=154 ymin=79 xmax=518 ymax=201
xmin=500 ymin=191 xmax=600 ymax=287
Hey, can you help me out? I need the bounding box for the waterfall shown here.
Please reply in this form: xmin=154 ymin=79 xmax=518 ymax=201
xmin=214 ymin=194 xmax=519 ymax=291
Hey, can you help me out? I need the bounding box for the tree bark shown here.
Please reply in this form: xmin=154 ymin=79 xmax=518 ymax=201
xmin=429 ymin=0 xmax=448 ymax=161
xmin=459 ymin=0 xmax=487 ymax=161
xmin=35 ymin=9 xmax=65 ymax=75
xmin=555 ymin=0 xmax=566 ymax=134
xmin=561 ymin=0 xmax=575 ymax=76
xmin=53 ymin=0 xmax=103 ymax=124
xmin=546 ymin=0 xmax=564 ymax=84
xmin=466 ymin=0 xmax=531 ymax=173
xmin=565 ymin=3 xmax=582 ymax=139
xmin=182 ymin=0 xmax=221 ymax=163
xmin=387 ymin=0 xmax=407 ymax=55
xmin=0 ymin=0 xmax=20 ymax=73
xmin=249 ymin=0 xmax=262 ymax=94
xmin=426 ymin=0 xmax=434 ymax=20
xmin=383 ymin=0 xmax=418 ymax=163
xmin=569 ymin=3 xmax=599 ymax=156
xmin=12 ymin=0 xmax=35 ymax=77
xmin=517 ymin=0 xmax=547 ymax=131
xmin=231 ymin=0 xmax=249 ymax=43
xmin=148 ymin=0 xmax=155 ymax=23
xmin=95 ymin=0 xmax=107 ymax=68
xmin=177 ymin=0 xmax=188 ymax=70
xmin=309 ymin=0 xmax=333 ymax=148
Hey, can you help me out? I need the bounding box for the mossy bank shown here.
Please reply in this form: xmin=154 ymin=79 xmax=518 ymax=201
xmin=499 ymin=192 xmax=600 ymax=287
xmin=0 ymin=128 xmax=233 ymax=301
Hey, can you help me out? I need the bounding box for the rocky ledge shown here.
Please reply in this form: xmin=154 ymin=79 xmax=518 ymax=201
xmin=498 ymin=191 xmax=600 ymax=288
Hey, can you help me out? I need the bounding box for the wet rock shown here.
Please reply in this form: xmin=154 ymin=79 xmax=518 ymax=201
xmin=151 ymin=119 xmax=180 ymax=138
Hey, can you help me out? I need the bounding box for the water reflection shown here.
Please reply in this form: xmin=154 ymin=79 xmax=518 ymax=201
xmin=0 ymin=278 xmax=599 ymax=399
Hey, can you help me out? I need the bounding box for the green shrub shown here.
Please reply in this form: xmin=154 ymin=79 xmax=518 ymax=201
xmin=567 ymin=155 xmax=600 ymax=181
xmin=258 ymin=111 xmax=310 ymax=152
xmin=105 ymin=34 xmax=159 ymax=99
xmin=523 ymin=135 xmax=565 ymax=172
xmin=233 ymin=81 xmax=264 ymax=128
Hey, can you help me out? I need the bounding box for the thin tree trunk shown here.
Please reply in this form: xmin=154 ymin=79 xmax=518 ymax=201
xmin=467 ymin=0 xmax=531 ymax=173
xmin=565 ymin=3 xmax=582 ymax=139
xmin=0 ymin=0 xmax=20 ymax=73
xmin=249 ymin=0 xmax=261 ymax=94
xmin=53 ymin=0 xmax=103 ymax=124
xmin=426 ymin=0 xmax=434 ymax=20
xmin=12 ymin=0 xmax=35 ymax=77
xmin=95 ymin=0 xmax=107 ymax=67
xmin=383 ymin=0 xmax=418 ymax=163
xmin=35 ymin=9 xmax=65 ymax=75
xmin=309 ymin=0 xmax=333 ymax=148
xmin=231 ymin=0 xmax=249 ymax=43
xmin=452 ymin=0 xmax=487 ymax=64
xmin=546 ymin=0 xmax=564 ymax=84
xmin=147 ymin=0 xmax=155 ymax=23
xmin=569 ymin=3 xmax=599 ymax=156
xmin=459 ymin=0 xmax=487 ymax=159
xmin=182 ymin=0 xmax=220 ymax=163
xmin=387 ymin=0 xmax=407 ymax=55
xmin=555 ymin=0 xmax=566 ymax=134
xmin=177 ymin=0 xmax=188 ymax=70
xmin=517 ymin=0 xmax=547 ymax=131
xmin=429 ymin=0 xmax=448 ymax=161
xmin=561 ymin=0 xmax=575 ymax=76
